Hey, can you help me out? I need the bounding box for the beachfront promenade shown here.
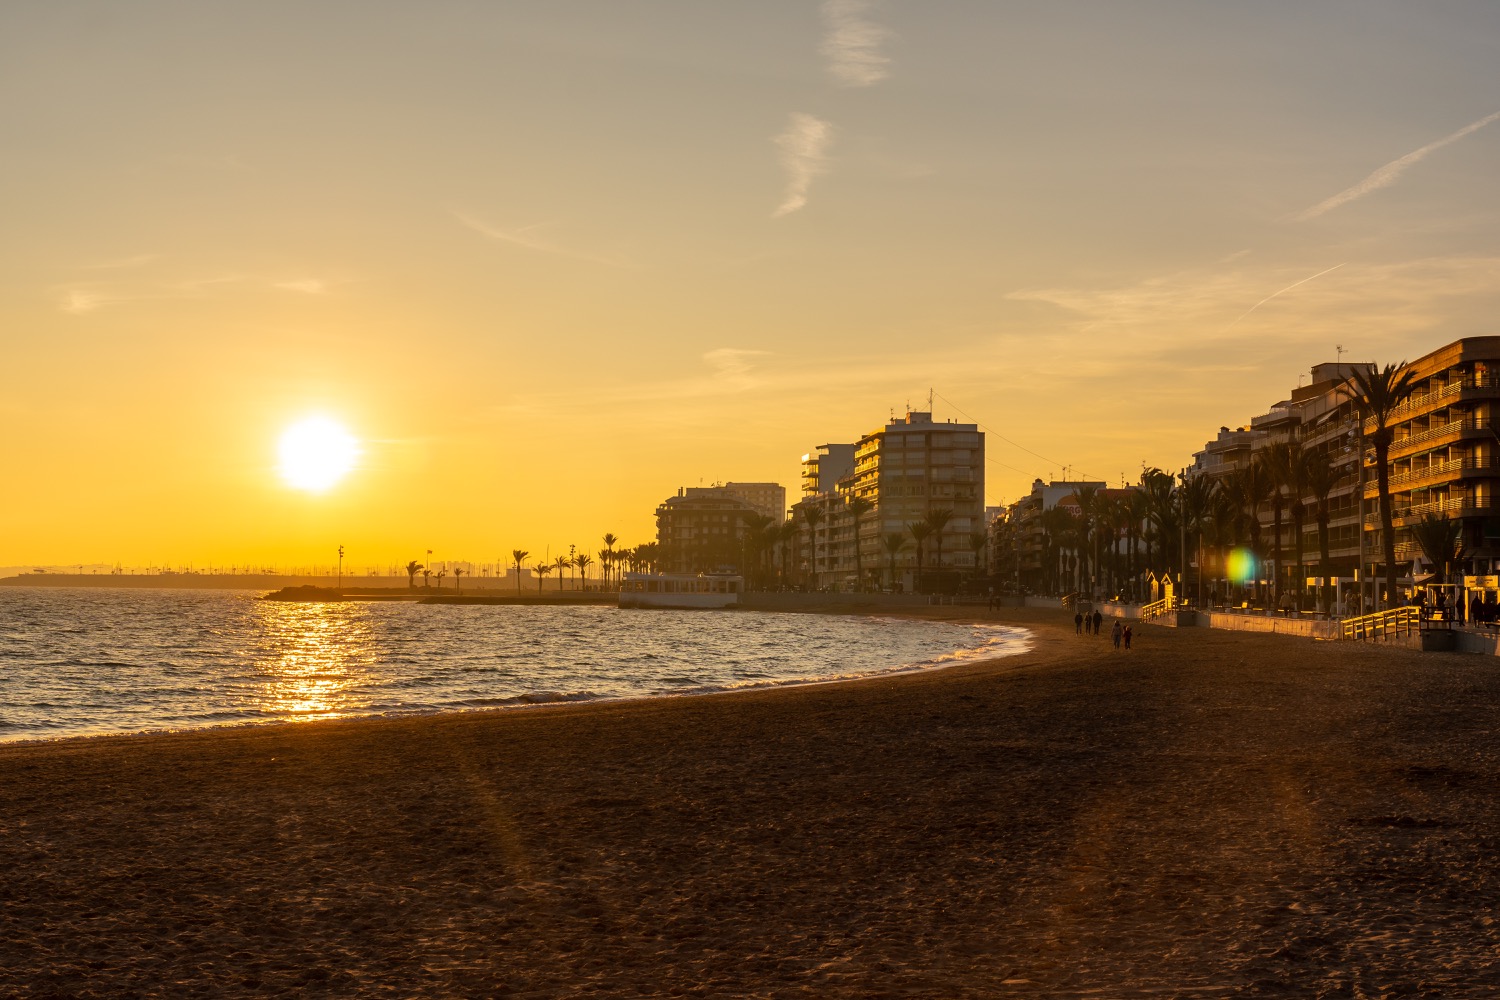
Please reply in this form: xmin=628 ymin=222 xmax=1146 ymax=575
xmin=3 ymin=607 xmax=1499 ymax=996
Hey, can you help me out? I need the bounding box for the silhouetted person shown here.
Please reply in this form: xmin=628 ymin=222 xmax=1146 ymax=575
xmin=1074 ymin=611 xmax=1084 ymax=635
xmin=1124 ymin=624 xmax=1133 ymax=650
xmin=1092 ymin=610 xmax=1102 ymax=635
xmin=1111 ymin=620 xmax=1123 ymax=650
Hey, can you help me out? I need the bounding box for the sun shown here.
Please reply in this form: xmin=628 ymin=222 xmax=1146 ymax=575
xmin=277 ymin=416 xmax=360 ymax=492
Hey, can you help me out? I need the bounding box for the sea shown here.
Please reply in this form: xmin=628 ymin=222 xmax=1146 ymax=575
xmin=0 ymin=588 xmax=1029 ymax=744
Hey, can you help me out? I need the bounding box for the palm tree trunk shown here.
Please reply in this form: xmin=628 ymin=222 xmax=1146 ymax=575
xmin=1377 ymin=439 xmax=1398 ymax=609
xmin=1271 ymin=498 xmax=1284 ymax=605
xmin=1291 ymin=509 xmax=1306 ymax=610
xmin=1317 ymin=513 xmax=1331 ymax=614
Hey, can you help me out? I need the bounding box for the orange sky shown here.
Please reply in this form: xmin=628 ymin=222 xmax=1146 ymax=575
xmin=6 ymin=2 xmax=1500 ymax=568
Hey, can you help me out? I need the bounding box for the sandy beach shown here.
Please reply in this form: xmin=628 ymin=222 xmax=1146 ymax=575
xmin=3 ymin=608 xmax=1500 ymax=998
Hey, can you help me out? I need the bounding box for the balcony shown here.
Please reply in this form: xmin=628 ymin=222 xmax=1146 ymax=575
xmin=1363 ymin=456 xmax=1500 ymax=497
xmin=1385 ymin=417 xmax=1492 ymax=457
xmin=1364 ymin=375 xmax=1500 ymax=433
xmin=1364 ymin=496 xmax=1500 ymax=527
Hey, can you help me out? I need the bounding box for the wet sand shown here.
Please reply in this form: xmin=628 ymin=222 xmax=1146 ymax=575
xmin=4 ymin=608 xmax=1500 ymax=997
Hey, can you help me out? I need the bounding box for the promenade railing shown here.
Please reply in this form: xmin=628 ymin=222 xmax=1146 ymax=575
xmin=1341 ymin=606 xmax=1421 ymax=641
xmin=1140 ymin=598 xmax=1172 ymax=622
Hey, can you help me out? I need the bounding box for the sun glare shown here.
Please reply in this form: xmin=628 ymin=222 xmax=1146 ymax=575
xmin=277 ymin=416 xmax=360 ymax=493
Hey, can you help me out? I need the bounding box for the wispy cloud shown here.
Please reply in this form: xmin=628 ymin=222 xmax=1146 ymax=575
xmin=1296 ymin=110 xmax=1500 ymax=221
xmin=1222 ymin=262 xmax=1346 ymax=331
xmin=453 ymin=212 xmax=627 ymax=267
xmin=274 ymin=279 xmax=327 ymax=294
xmin=82 ymin=253 xmax=158 ymax=270
xmin=703 ymin=348 xmax=769 ymax=390
xmin=53 ymin=272 xmax=338 ymax=313
xmin=1010 ymin=256 xmax=1500 ymax=347
xmin=773 ymin=113 xmax=833 ymax=218
xmin=820 ymin=0 xmax=892 ymax=87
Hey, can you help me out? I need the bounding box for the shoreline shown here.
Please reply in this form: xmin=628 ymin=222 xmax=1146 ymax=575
xmin=6 ymin=609 xmax=1499 ymax=996
xmin=0 ymin=606 xmax=1029 ymax=749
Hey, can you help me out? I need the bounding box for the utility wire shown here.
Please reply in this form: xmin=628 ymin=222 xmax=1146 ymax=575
xmin=931 ymin=389 xmax=1106 ymax=485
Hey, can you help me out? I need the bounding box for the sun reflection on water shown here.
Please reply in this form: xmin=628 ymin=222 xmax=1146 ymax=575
xmin=252 ymin=601 xmax=378 ymax=722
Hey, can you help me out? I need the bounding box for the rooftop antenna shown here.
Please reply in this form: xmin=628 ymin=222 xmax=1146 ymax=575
xmin=1336 ymin=344 xmax=1345 ymax=365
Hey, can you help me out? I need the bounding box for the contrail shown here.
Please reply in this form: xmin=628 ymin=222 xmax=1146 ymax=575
xmin=1297 ymin=110 xmax=1500 ymax=221
xmin=1223 ymin=262 xmax=1347 ymax=331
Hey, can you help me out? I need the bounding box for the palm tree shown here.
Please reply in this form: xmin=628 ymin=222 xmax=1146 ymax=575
xmin=436 ymin=567 xmax=447 ymax=589
xmin=602 ymin=533 xmax=618 ymax=585
xmin=846 ymin=495 xmax=874 ymax=591
xmin=574 ymin=553 xmax=593 ymax=589
xmin=1178 ymin=473 xmax=1214 ymax=606
xmin=1126 ymin=489 xmax=1149 ymax=598
xmin=534 ymin=562 xmax=552 ymax=591
xmin=1302 ymin=456 xmax=1344 ymax=614
xmin=778 ymin=520 xmax=799 ymax=589
xmin=741 ymin=512 xmax=775 ymax=589
xmin=511 ymin=549 xmax=529 ymax=592
xmin=969 ymin=529 xmax=989 ymax=582
xmin=421 ymin=567 xmax=432 ymax=589
xmin=1205 ymin=481 xmax=1239 ymax=604
xmin=1225 ymin=463 xmax=1273 ymax=603
xmin=1284 ymin=442 xmax=1313 ymax=609
xmin=1074 ymin=485 xmax=1101 ymax=593
xmin=882 ymin=532 xmax=907 ymax=591
xmin=453 ymin=566 xmax=465 ymax=593
xmin=801 ymin=505 xmax=825 ymax=589
xmin=1140 ymin=468 xmax=1176 ymax=581
xmin=554 ymin=554 xmax=570 ymax=590
xmin=597 ymin=549 xmax=613 ymax=589
xmin=1259 ymin=441 xmax=1299 ymax=605
xmin=1341 ymin=362 xmax=1420 ymax=609
xmin=907 ymin=520 xmax=934 ymax=593
xmin=924 ymin=509 xmax=954 ymax=576
xmin=404 ymin=560 xmax=423 ymax=589
xmin=1411 ymin=514 xmax=1465 ymax=587
xmin=1038 ymin=505 xmax=1077 ymax=595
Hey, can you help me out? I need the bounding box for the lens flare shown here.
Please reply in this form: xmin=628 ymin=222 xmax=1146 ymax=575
xmin=1226 ymin=547 xmax=1257 ymax=583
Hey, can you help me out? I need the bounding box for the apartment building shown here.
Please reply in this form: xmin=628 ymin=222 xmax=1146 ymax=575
xmin=1184 ymin=341 xmax=1500 ymax=608
xmin=799 ymin=444 xmax=854 ymax=500
xmin=793 ymin=411 xmax=985 ymax=591
xmin=1366 ymin=337 xmax=1500 ymax=577
xmin=654 ymin=486 xmax=762 ymax=574
xmin=1188 ymin=361 xmax=1370 ymax=608
xmin=721 ymin=482 xmax=788 ymax=523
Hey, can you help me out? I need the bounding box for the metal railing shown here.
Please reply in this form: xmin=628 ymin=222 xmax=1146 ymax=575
xmin=1388 ymin=417 xmax=1493 ymax=454
xmin=1341 ymin=605 xmax=1421 ymax=641
xmin=1364 ymin=375 xmax=1500 ymax=432
xmin=1140 ymin=598 xmax=1172 ymax=621
xmin=1364 ymin=456 xmax=1500 ymax=497
xmin=1363 ymin=496 xmax=1500 ymax=526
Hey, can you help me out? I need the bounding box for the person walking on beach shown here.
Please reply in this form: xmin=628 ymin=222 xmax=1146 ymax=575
xmin=1092 ymin=610 xmax=1102 ymax=635
xmin=1111 ymin=620 xmax=1123 ymax=650
xmin=1124 ymin=624 xmax=1133 ymax=650
xmin=1074 ymin=611 xmax=1084 ymax=635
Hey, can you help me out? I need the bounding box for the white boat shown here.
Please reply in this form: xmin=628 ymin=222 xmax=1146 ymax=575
xmin=618 ymin=572 xmax=743 ymax=609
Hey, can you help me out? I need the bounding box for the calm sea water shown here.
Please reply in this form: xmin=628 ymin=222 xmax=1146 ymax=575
xmin=0 ymin=588 xmax=1029 ymax=743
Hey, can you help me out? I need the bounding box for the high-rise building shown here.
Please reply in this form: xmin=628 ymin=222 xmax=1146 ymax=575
xmin=794 ymin=411 xmax=985 ymax=591
xmin=800 ymin=444 xmax=855 ymax=497
xmin=722 ymin=482 xmax=788 ymax=523
xmin=654 ymin=486 xmax=761 ymax=574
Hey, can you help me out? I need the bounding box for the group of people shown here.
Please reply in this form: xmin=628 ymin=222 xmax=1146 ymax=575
xmin=1074 ymin=609 xmax=1133 ymax=650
